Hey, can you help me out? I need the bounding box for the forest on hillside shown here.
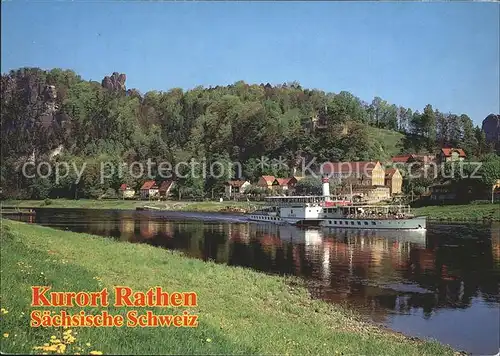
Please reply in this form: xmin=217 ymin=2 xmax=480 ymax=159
xmin=0 ymin=67 xmax=496 ymax=199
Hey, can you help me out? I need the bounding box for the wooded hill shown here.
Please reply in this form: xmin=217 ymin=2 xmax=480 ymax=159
xmin=0 ymin=67 xmax=494 ymax=199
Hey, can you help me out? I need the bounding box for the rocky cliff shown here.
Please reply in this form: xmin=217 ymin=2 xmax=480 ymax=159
xmin=101 ymin=72 xmax=126 ymax=91
xmin=482 ymin=114 xmax=500 ymax=148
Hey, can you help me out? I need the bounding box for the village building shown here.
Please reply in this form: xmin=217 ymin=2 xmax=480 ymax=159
xmin=321 ymin=161 xmax=387 ymax=202
xmin=158 ymin=180 xmax=175 ymax=199
xmin=391 ymin=155 xmax=412 ymax=164
xmin=286 ymin=176 xmax=303 ymax=194
xmin=119 ymin=184 xmax=135 ymax=199
xmin=272 ymin=178 xmax=291 ymax=192
xmin=321 ymin=161 xmax=386 ymax=186
xmin=351 ymin=185 xmax=391 ymax=202
xmin=384 ymin=168 xmax=403 ymax=195
xmin=429 ymin=181 xmax=457 ymax=202
xmin=140 ymin=180 xmax=159 ymax=200
xmin=257 ymin=175 xmax=276 ymax=190
xmin=224 ymin=180 xmax=250 ymax=199
xmin=391 ymin=154 xmax=435 ymax=165
xmin=438 ymin=148 xmax=466 ymax=163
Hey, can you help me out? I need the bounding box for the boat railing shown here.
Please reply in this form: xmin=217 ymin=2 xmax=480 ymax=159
xmin=325 ymin=204 xmax=415 ymax=218
xmin=342 ymin=213 xmax=415 ymax=220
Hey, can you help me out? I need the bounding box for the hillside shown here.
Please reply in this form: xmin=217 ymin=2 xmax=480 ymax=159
xmin=0 ymin=67 xmax=490 ymax=200
xmin=366 ymin=127 xmax=405 ymax=160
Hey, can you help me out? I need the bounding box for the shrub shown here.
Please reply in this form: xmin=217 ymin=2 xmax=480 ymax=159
xmin=470 ymin=200 xmax=491 ymax=205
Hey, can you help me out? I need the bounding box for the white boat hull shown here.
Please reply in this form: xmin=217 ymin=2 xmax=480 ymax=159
xmin=321 ymin=227 xmax=426 ymax=245
xmin=247 ymin=213 xmax=323 ymax=226
xmin=320 ymin=216 xmax=426 ymax=230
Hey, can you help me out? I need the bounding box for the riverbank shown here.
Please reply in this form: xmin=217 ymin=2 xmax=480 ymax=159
xmin=413 ymin=203 xmax=500 ymax=222
xmin=1 ymin=199 xmax=263 ymax=213
xmin=0 ymin=219 xmax=454 ymax=355
xmin=2 ymin=199 xmax=498 ymax=221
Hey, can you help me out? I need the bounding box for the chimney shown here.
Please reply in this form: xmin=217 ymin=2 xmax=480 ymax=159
xmin=322 ymin=176 xmax=330 ymax=201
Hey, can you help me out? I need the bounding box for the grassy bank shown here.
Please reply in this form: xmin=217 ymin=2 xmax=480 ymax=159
xmin=367 ymin=127 xmax=405 ymax=159
xmin=1 ymin=199 xmax=263 ymax=213
xmin=413 ymin=203 xmax=500 ymax=221
xmin=3 ymin=199 xmax=499 ymax=221
xmin=0 ymin=220 xmax=454 ymax=355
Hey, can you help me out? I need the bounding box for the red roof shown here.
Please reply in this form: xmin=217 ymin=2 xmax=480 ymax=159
xmin=159 ymin=180 xmax=174 ymax=192
xmin=119 ymin=183 xmax=128 ymax=191
xmin=226 ymin=180 xmax=248 ymax=187
xmin=321 ymin=161 xmax=380 ymax=175
xmin=411 ymin=154 xmax=436 ymax=162
xmin=385 ymin=168 xmax=399 ymax=178
xmin=391 ymin=155 xmax=412 ymax=163
xmin=274 ymin=178 xmax=290 ymax=186
xmin=140 ymin=180 xmax=157 ymax=190
xmin=260 ymin=175 xmax=276 ymax=183
xmin=441 ymin=148 xmax=466 ymax=157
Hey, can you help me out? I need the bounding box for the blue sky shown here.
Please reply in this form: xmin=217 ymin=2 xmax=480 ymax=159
xmin=2 ymin=2 xmax=499 ymax=125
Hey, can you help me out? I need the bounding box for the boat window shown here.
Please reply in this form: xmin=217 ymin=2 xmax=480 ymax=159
xmin=364 ymin=221 xmax=368 ymax=225
xmin=334 ymin=221 xmax=337 ymax=225
xmin=291 ymin=209 xmax=293 ymax=214
xmin=329 ymin=220 xmax=332 ymax=224
xmin=351 ymin=221 xmax=355 ymax=225
xmin=371 ymin=221 xmax=376 ymax=225
xmin=357 ymin=222 xmax=361 ymax=225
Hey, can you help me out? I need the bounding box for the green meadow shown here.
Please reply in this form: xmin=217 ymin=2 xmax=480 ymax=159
xmin=4 ymin=199 xmax=499 ymax=221
xmin=0 ymin=219 xmax=455 ymax=355
xmin=413 ymin=203 xmax=500 ymax=221
xmin=1 ymin=199 xmax=262 ymax=213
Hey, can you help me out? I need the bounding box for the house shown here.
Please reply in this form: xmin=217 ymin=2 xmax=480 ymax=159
xmin=384 ymin=168 xmax=403 ymax=195
xmin=429 ymin=181 xmax=457 ymax=202
xmin=119 ymin=183 xmax=135 ymax=199
xmin=224 ymin=180 xmax=250 ymax=199
xmin=351 ymin=185 xmax=391 ymax=202
xmin=286 ymin=176 xmax=303 ymax=194
xmin=439 ymin=148 xmax=466 ymax=163
xmin=391 ymin=154 xmax=436 ymax=165
xmin=391 ymin=155 xmax=412 ymax=164
xmin=140 ymin=180 xmax=159 ymax=200
xmin=412 ymin=154 xmax=436 ymax=165
xmin=321 ymin=161 xmax=385 ymax=186
xmin=272 ymin=178 xmax=291 ymax=192
xmin=257 ymin=175 xmax=276 ymax=190
xmin=158 ymin=180 xmax=175 ymax=199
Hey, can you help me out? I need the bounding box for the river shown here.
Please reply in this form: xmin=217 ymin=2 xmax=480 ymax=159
xmin=11 ymin=208 xmax=500 ymax=354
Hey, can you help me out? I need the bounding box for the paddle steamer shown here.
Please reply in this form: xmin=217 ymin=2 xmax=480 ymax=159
xmin=248 ymin=177 xmax=426 ymax=230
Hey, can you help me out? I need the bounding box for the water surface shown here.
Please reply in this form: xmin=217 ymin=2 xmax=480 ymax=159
xmin=12 ymin=209 xmax=500 ymax=354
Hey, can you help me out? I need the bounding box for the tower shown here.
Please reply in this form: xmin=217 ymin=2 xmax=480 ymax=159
xmin=322 ymin=176 xmax=330 ymax=201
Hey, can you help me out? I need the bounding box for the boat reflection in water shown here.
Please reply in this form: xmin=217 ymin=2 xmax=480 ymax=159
xmin=15 ymin=209 xmax=500 ymax=354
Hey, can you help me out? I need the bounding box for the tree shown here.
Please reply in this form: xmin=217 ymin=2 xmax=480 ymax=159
xmin=421 ymin=104 xmax=437 ymax=151
xmin=474 ymin=127 xmax=493 ymax=158
xmin=397 ymin=106 xmax=412 ymax=133
xmin=460 ymin=114 xmax=477 ymax=156
xmin=436 ymin=110 xmax=449 ymax=146
xmin=1 ymin=66 xmax=490 ymax=201
xmin=294 ymin=177 xmax=322 ymax=195
xmin=480 ymin=154 xmax=500 ymax=203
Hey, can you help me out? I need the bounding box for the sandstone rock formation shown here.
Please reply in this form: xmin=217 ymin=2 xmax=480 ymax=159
xmin=101 ymin=72 xmax=126 ymax=91
xmin=482 ymin=114 xmax=500 ymax=147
